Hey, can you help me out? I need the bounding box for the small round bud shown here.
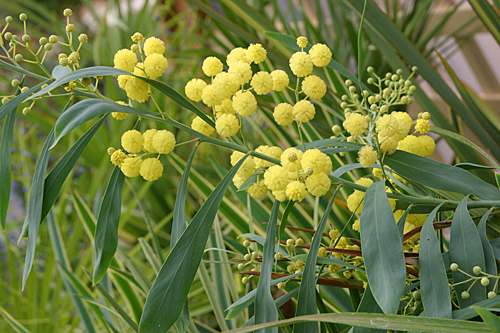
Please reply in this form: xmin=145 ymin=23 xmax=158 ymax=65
xmin=78 ymin=33 xmax=88 ymax=43
xmin=21 ymin=87 xmax=29 ymax=93
xmin=64 ymin=8 xmax=73 ymax=17
xmin=243 ymin=240 xmax=251 ymax=247
xmin=286 ymin=244 xmax=296 ymax=252
xmin=22 ymin=107 xmax=31 ymax=116
xmin=304 ymin=167 xmax=314 ymax=176
xmin=81 ymin=77 xmax=91 ymax=87
xmin=251 ymin=252 xmax=258 ymax=260
xmin=396 ymin=69 xmax=403 ymax=76
xmin=340 ymin=102 xmax=348 ymax=109
xmin=274 ymin=253 xmax=282 ymax=260
xmin=329 ymin=229 xmax=339 ymax=239
xmin=19 ymin=13 xmax=28 ymax=21
xmin=332 ymin=125 xmax=341 ymax=134
xmin=244 ymin=253 xmax=252 ymax=261
xmin=4 ymin=32 xmax=12 ymax=40
xmin=242 ymin=276 xmax=249 ymax=284
xmin=68 ymin=51 xmax=80 ymax=64
xmin=380 ymin=105 xmax=388 ymax=113
xmin=12 ymin=35 xmax=18 ymax=41
xmin=384 ymin=79 xmax=390 ymax=86
xmin=401 ymin=96 xmax=409 ymax=104
xmin=347 ymin=136 xmax=356 ymax=143
xmin=473 ymin=266 xmax=482 ymax=275
xmin=383 ymin=88 xmax=391 ymax=97
xmin=238 ymin=263 xmax=245 ymax=270
xmin=5 ymin=16 xmax=13 ymax=23
xmin=277 ymin=282 xmax=286 ymax=290
xmin=344 ymin=108 xmax=352 ymax=113
xmin=107 ymin=147 xmax=116 ymax=155
xmin=44 ymin=43 xmax=52 ymax=51
xmin=391 ymin=74 xmax=399 ymax=81
xmin=405 ymin=80 xmax=412 ymax=87
xmin=367 ymin=66 xmax=374 ymax=73
xmin=345 ymin=79 xmax=352 ymax=86
xmin=407 ymin=97 xmax=413 ymax=104
xmin=11 ymin=79 xmax=20 ymax=88
xmin=286 ymin=239 xmax=294 ymax=246
xmin=398 ymin=79 xmax=405 ymax=86
xmin=59 ymin=57 xmax=69 ymax=66
xmin=461 ymin=291 xmax=469 ymax=299
xmin=131 ymin=32 xmax=145 ymax=43
xmin=353 ymin=94 xmax=359 ymax=100
xmin=66 ymin=24 xmax=75 ymax=33
xmin=367 ymin=96 xmax=377 ymax=105
xmin=409 ymin=85 xmax=416 ymax=92
xmin=296 ymin=36 xmax=308 ymax=48
xmin=58 ymin=53 xmax=67 ymax=60
xmin=367 ymin=77 xmax=374 ymax=85
xmin=295 ymin=238 xmax=304 ymax=246
xmin=385 ymin=73 xmax=392 ymax=79
xmin=41 ymin=84 xmax=48 ymax=89
xmin=450 ymin=263 xmax=459 ymax=271
xmin=14 ymin=54 xmax=23 ymax=62
xmin=488 ymin=291 xmax=496 ymax=299
xmin=349 ymin=86 xmax=356 ymax=93
xmin=370 ymin=104 xmax=378 ymax=111
xmin=481 ymin=277 xmax=490 ymax=286
xmin=341 ymin=94 xmax=348 ymax=101
xmin=412 ymin=66 xmax=418 ymax=72
xmin=39 ymin=37 xmax=48 ymax=45
xmin=422 ymin=112 xmax=430 ymax=120
xmin=22 ymin=34 xmax=30 ymax=42
xmin=287 ymin=152 xmax=298 ymax=162
xmin=49 ymin=35 xmax=58 ymax=44
xmin=131 ymin=44 xmax=140 ymax=53
xmin=389 ymin=82 xmax=395 ymax=89
xmin=412 ymin=290 xmax=421 ymax=301
xmin=2 ymin=97 xmax=10 ymax=104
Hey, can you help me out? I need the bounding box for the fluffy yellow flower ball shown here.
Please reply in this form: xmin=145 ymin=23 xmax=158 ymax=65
xmin=111 ymin=149 xmax=126 ymax=166
xmin=415 ymin=119 xmax=430 ymax=134
xmin=232 ymin=175 xmax=246 ymax=189
xmin=372 ymin=168 xmax=383 ymax=178
xmin=293 ymin=100 xmax=315 ymax=123
xmin=343 ymin=113 xmax=369 ymax=136
xmin=121 ymin=130 xmax=144 ymax=153
xmin=273 ymin=190 xmax=288 ymax=202
xmin=417 ymin=135 xmax=435 ymax=156
xmin=264 ymin=165 xmax=290 ymax=191
xmin=152 ymin=130 xmax=176 ymax=154
xmin=397 ymin=135 xmax=419 ymax=154
xmin=232 ymin=90 xmax=257 ymax=116
xmin=270 ymin=70 xmax=289 ymax=91
xmin=273 ymin=103 xmax=294 ymax=126
xmin=140 ymin=158 xmax=164 ymax=181
xmin=113 ymin=49 xmax=137 ymax=72
xmin=302 ymin=75 xmax=326 ymax=99
xmin=392 ymin=119 xmax=410 ymax=141
xmin=202 ymin=56 xmax=223 ymax=77
xmin=309 ymin=43 xmax=332 ymax=67
xmin=143 ymin=53 xmax=168 ymax=79
xmin=305 ymin=172 xmax=331 ymax=196
xmin=131 ymin=32 xmax=144 ymax=43
xmin=215 ymin=114 xmax=240 ymax=137
xmin=358 ymin=145 xmax=377 ymax=167
xmin=376 ymin=114 xmax=399 ymax=137
xmin=143 ymin=37 xmax=165 ymax=56
xmin=226 ymin=47 xmax=248 ymax=66
xmin=302 ymin=149 xmax=326 ymax=175
xmin=212 ymin=72 xmax=239 ymax=98
xmin=124 ymin=77 xmax=150 ymax=102
xmin=215 ymin=98 xmax=236 ymax=115
xmin=289 ymin=52 xmax=313 ymax=77
xmin=286 ymin=181 xmax=307 ymax=202
xmin=323 ymin=155 xmax=333 ymax=174
xmin=251 ymin=71 xmax=274 ymax=95
xmin=191 ymin=116 xmax=215 ymax=136
xmin=230 ymin=151 xmax=256 ymax=173
xmin=228 ymin=60 xmax=252 ymax=85
xmin=281 ymin=147 xmax=303 ymax=171
xmin=112 ymin=101 xmax=128 ymax=120
xmin=117 ymin=75 xmax=132 ymax=89
xmin=247 ymin=43 xmax=267 ymax=63
xmin=143 ymin=129 xmax=157 ymax=152
xmin=347 ymin=178 xmax=373 ymax=213
xmin=185 ymin=78 xmax=207 ymax=102
xmin=121 ymin=156 xmax=143 ymax=177
xmin=247 ymin=179 xmax=268 ymax=198
xmin=201 ymin=84 xmax=224 ymax=107
xmin=392 ymin=111 xmax=412 ymax=131
xmin=255 ymin=145 xmax=283 ymax=168
xmin=379 ymin=135 xmax=398 ymax=155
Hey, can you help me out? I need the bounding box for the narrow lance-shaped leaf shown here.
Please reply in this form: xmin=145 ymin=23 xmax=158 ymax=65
xmin=353 ymin=284 xmax=384 ymax=333
xmin=450 ymin=196 xmax=486 ymax=308
xmin=419 ymin=202 xmax=452 ymax=318
xmin=0 ymin=96 xmax=17 ymax=228
xmin=477 ymin=208 xmax=497 ymax=292
xmin=294 ymin=189 xmax=339 ymax=333
xmin=360 ymin=181 xmax=406 ymax=314
xmin=0 ymin=59 xmax=47 ymax=80
xmin=93 ymin=166 xmax=126 ymax=284
xmin=139 ymin=154 xmax=249 ymax=333
xmin=472 ymin=306 xmax=500 ymax=333
xmin=253 ymin=200 xmax=280 ymax=333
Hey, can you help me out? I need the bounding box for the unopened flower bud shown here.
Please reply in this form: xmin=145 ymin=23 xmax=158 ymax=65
xmin=244 ymin=253 xmax=252 ymax=261
xmin=345 ymin=79 xmax=352 ymax=86
xmin=66 ymin=24 xmax=75 ymax=33
xmin=44 ymin=44 xmax=52 ymax=51
xmin=332 ymin=125 xmax=341 ymax=134
xmin=367 ymin=96 xmax=377 ymax=105
xmin=370 ymin=104 xmax=378 ymax=111
xmin=59 ymin=57 xmax=69 ymax=66
xmin=461 ymin=291 xmax=469 ymax=299
xmin=2 ymin=97 xmax=10 ymax=104
xmin=107 ymin=147 xmax=116 ymax=155
xmin=237 ymin=263 xmax=245 ymax=270
xmin=277 ymin=282 xmax=286 ymax=290
xmin=450 ymin=263 xmax=458 ymax=271
xmin=347 ymin=136 xmax=356 ymax=143
xmin=329 ymin=229 xmax=339 ymax=239
xmin=401 ymin=96 xmax=409 ymax=104
xmin=287 ymin=264 xmax=295 ymax=274
xmin=22 ymin=34 xmax=30 ymax=42
xmin=5 ymin=16 xmax=13 ymax=24
xmin=383 ymin=88 xmax=392 ymax=97
xmin=473 ymin=266 xmax=482 ymax=275
xmin=242 ymin=276 xmax=249 ymax=284
xmin=481 ymin=277 xmax=490 ymax=286
xmin=296 ymin=36 xmax=307 ymax=48
xmin=131 ymin=44 xmax=140 ymax=53
xmin=391 ymin=74 xmax=399 ymax=81
xmin=304 ymin=167 xmax=314 ymax=176
xmin=349 ymin=86 xmax=356 ymax=94
xmin=412 ymin=290 xmax=421 ymax=300
xmin=286 ymin=244 xmax=296 ymax=252
xmin=14 ymin=54 xmax=23 ymax=62
xmin=58 ymin=53 xmax=67 ymax=60
xmin=131 ymin=32 xmax=144 ymax=43
xmin=11 ymin=79 xmax=20 ymax=88
xmin=286 ymin=239 xmax=294 ymax=246
xmin=78 ymin=33 xmax=88 ymax=43
xmin=49 ymin=35 xmax=58 ymax=44
xmin=274 ymin=253 xmax=282 ymax=260
xmin=412 ymin=66 xmax=418 ymax=72
xmin=4 ymin=32 xmax=12 ymax=40
xmin=287 ymin=152 xmax=298 ymax=162
xmin=63 ymin=8 xmax=73 ymax=17
xmin=68 ymin=51 xmax=80 ymax=64
xmin=12 ymin=35 xmax=18 ymax=41
xmin=22 ymin=107 xmax=31 ymax=116
xmin=422 ymin=112 xmax=430 ymax=120
xmin=39 ymin=37 xmax=48 ymax=45
xmin=243 ymin=240 xmax=251 ymax=247
xmin=488 ymin=291 xmax=496 ymax=299
xmin=19 ymin=13 xmax=28 ymax=21
xmin=295 ymin=238 xmax=304 ymax=246
xmin=21 ymin=87 xmax=29 ymax=93
xmin=251 ymin=251 xmax=258 ymax=260
xmin=380 ymin=105 xmax=388 ymax=113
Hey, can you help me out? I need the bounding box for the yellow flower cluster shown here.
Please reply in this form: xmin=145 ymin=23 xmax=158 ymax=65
xmin=111 ymin=129 xmax=176 ymax=181
xmin=346 ymin=178 xmax=396 ymax=214
xmin=113 ymin=33 xmax=169 ymax=103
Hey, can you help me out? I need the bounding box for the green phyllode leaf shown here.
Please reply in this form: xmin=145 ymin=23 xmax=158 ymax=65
xmin=353 ymin=284 xmax=384 ymax=333
xmin=360 ymin=181 xmax=406 ymax=314
xmin=477 ymin=208 xmax=498 ymax=292
xmin=139 ymin=154 xmax=249 ymax=333
xmin=472 ymin=306 xmax=500 ymax=333
xmin=419 ymin=203 xmax=452 ymax=318
xmin=0 ymin=96 xmax=16 ymax=228
xmin=449 ymin=196 xmax=486 ymax=308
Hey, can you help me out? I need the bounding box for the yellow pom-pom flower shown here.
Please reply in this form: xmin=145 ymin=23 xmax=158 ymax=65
xmin=270 ymin=70 xmax=289 ymax=91
xmin=131 ymin=32 xmax=144 ymax=43
xmin=228 ymin=61 xmax=252 ymax=85
xmin=392 ymin=111 xmax=412 ymax=130
xmin=124 ymin=77 xmax=150 ymax=102
xmin=121 ymin=130 xmax=144 ymax=153
xmin=322 ymin=155 xmax=333 ymax=174
xmin=415 ymin=119 xmax=430 ymax=134
xmin=143 ymin=129 xmax=157 ymax=152
xmin=201 ymin=84 xmax=224 ymax=107
xmin=215 ymin=98 xmax=236 ymax=115
xmin=372 ymin=168 xmax=383 ymax=178
xmin=273 ymin=103 xmax=294 ymax=126
xmin=191 ymin=116 xmax=215 ymax=136
xmin=305 ymin=172 xmax=331 ymax=196
xmin=212 ymin=72 xmax=239 ymax=99
xmin=117 ymin=75 xmax=132 ymax=89
xmin=397 ymin=135 xmax=419 ymax=154
xmin=232 ymin=175 xmax=246 ymax=189
xmin=152 ymin=130 xmax=176 ymax=154
xmin=358 ymin=145 xmax=377 ymax=167
xmin=112 ymin=101 xmax=129 ymax=120
xmin=247 ymin=179 xmax=268 ymax=198
xmin=302 ymin=149 xmax=326 ymax=175
xmin=392 ymin=119 xmax=410 ymax=141
xmin=376 ymin=114 xmax=399 ymax=137
xmin=202 ymin=56 xmax=223 ymax=77
xmin=216 ymin=114 xmax=240 ymax=137
xmin=417 ymin=135 xmax=435 ymax=156
xmin=297 ymin=36 xmax=308 ymax=48
xmin=289 ymin=52 xmax=313 ymax=77
xmin=250 ymin=71 xmax=274 ymax=95
xmin=246 ymin=43 xmax=267 ymax=63
xmin=286 ymin=181 xmax=307 ymax=202
xmin=226 ymin=47 xmax=248 ymax=66
xmin=121 ymin=156 xmax=143 ymax=177
xmin=255 ymin=145 xmax=283 ymax=168
xmin=309 ymin=43 xmax=332 ymax=67
xmin=143 ymin=53 xmax=168 ymax=79
xmin=113 ymin=49 xmax=137 ymax=72
xmin=143 ymin=37 xmax=165 ymax=56
xmin=343 ymin=113 xmax=369 ymax=136
xmin=379 ymin=135 xmax=398 ymax=155
xmin=140 ymin=158 xmax=164 ymax=181
xmin=232 ymin=90 xmax=257 ymax=116
xmin=293 ymin=100 xmax=315 ymax=123
xmin=273 ymin=190 xmax=288 ymax=202
xmin=111 ymin=149 xmax=126 ymax=166
xmin=281 ymin=147 xmax=303 ymax=172
xmin=302 ymin=75 xmax=326 ymax=99
xmin=230 ymin=151 xmax=256 ymax=173
xmin=264 ymin=165 xmax=290 ymax=191
xmin=185 ymin=78 xmax=207 ymax=102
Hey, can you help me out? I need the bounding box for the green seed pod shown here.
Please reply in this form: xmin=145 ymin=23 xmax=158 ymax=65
xmin=19 ymin=13 xmax=28 ymax=21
